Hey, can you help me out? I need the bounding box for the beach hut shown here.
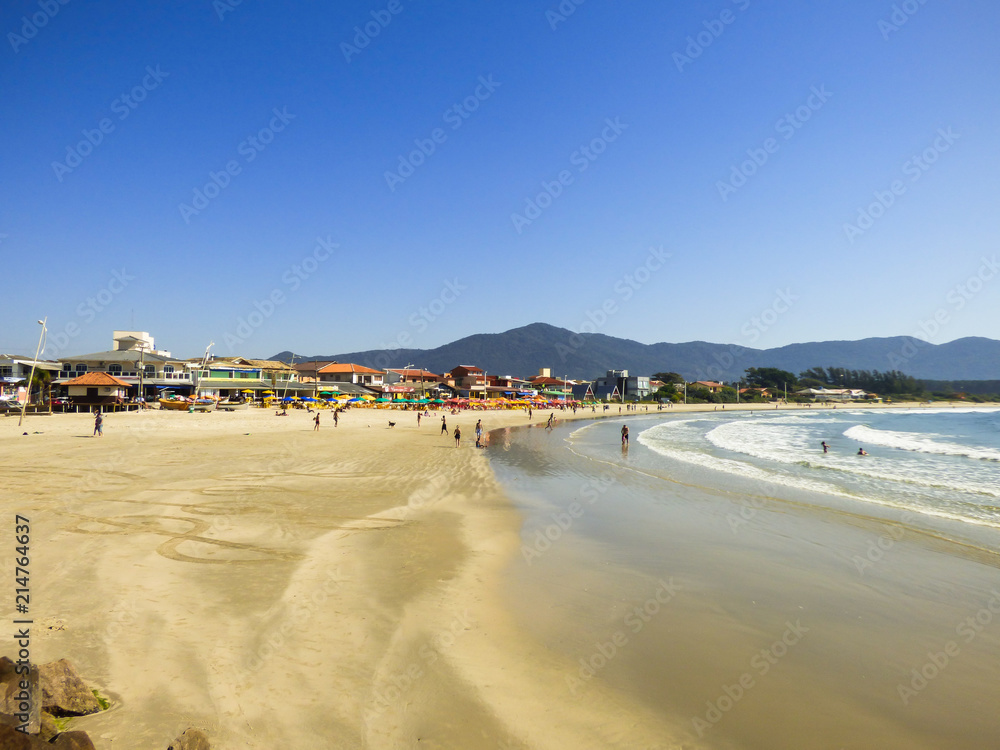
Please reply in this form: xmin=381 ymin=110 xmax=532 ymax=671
xmin=64 ymin=372 xmax=130 ymax=409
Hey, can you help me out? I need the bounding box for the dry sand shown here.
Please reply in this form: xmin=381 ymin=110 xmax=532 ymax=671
xmin=0 ymin=400 xmax=990 ymax=748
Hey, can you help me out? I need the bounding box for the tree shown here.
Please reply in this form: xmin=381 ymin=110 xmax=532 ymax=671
xmin=653 ymin=371 xmax=685 ymax=384
xmin=744 ymin=367 xmax=797 ymax=390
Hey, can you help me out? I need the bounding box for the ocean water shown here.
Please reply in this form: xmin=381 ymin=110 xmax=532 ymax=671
xmin=620 ymin=407 xmax=1000 ymax=533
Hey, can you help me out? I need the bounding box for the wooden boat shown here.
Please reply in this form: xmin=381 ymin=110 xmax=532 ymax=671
xmin=191 ymin=398 xmax=217 ymax=412
xmin=159 ymin=397 xmax=190 ymax=411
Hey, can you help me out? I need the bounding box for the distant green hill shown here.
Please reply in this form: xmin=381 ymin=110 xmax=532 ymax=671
xmin=269 ymin=323 xmax=1000 ymax=381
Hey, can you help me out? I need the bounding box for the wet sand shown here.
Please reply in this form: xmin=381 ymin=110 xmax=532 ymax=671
xmin=1 ymin=401 xmax=995 ymax=748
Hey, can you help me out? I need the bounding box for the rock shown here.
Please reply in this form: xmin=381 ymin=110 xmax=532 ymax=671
xmin=167 ymin=728 xmax=211 ymax=750
xmin=36 ymin=662 xmax=98 ymax=718
xmin=48 ymin=732 xmax=95 ymax=750
xmin=37 ymin=714 xmax=58 ymax=742
xmin=0 ymin=658 xmax=40 ymax=734
xmin=0 ymin=722 xmax=47 ymax=749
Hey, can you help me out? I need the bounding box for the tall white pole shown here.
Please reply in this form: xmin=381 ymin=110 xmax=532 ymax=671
xmin=19 ymin=318 xmax=47 ymax=427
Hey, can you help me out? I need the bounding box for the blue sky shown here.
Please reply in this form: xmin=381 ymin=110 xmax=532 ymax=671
xmin=2 ymin=0 xmax=998 ymax=361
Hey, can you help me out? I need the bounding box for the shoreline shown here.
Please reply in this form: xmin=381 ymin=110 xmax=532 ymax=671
xmin=1 ymin=402 xmax=997 ymax=747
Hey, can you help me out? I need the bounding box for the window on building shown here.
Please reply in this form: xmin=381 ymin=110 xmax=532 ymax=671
xmin=76 ymin=364 xmax=88 ymax=373
xmin=0 ymin=366 xmax=12 ymax=378
xmin=163 ymin=365 xmax=174 ymax=374
xmin=108 ymin=364 xmax=123 ymax=375
xmin=145 ymin=365 xmax=155 ymax=377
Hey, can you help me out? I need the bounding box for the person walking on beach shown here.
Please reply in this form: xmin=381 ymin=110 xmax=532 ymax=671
xmin=454 ymin=426 xmax=461 ymax=447
xmin=546 ymin=413 xmax=554 ymax=430
xmin=314 ymin=412 xmax=320 ymax=431
xmin=333 ymin=409 xmax=339 ymax=427
xmin=621 ymin=425 xmax=629 ymax=446
xmin=417 ymin=412 xmax=422 ymax=427
xmin=528 ymin=408 xmax=532 ymax=420
xmin=441 ymin=415 xmax=448 ymax=435
xmin=475 ymin=419 xmax=482 ymax=442
xmin=93 ymin=409 xmax=103 ymax=437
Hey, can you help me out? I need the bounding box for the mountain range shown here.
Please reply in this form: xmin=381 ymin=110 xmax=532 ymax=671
xmin=270 ymin=323 xmax=1000 ymax=382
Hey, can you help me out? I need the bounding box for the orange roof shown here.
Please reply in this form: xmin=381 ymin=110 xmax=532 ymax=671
xmin=317 ymin=363 xmax=383 ymax=375
xmin=64 ymin=372 xmax=130 ymax=387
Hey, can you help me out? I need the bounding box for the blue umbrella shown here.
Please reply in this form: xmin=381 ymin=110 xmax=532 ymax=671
xmin=301 ymin=397 xmax=317 ymax=402
xmin=282 ymin=397 xmax=295 ymax=403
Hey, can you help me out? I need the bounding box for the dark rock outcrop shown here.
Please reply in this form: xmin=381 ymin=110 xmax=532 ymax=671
xmin=167 ymin=728 xmax=211 ymax=750
xmin=48 ymin=732 xmax=96 ymax=750
xmin=37 ymin=662 xmax=99 ymax=718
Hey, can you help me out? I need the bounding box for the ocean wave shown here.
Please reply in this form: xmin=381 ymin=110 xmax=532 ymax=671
xmin=843 ymin=425 xmax=1000 ymax=462
xmin=707 ymin=421 xmax=1000 ymax=497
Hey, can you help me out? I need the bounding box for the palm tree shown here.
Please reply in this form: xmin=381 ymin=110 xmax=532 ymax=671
xmin=28 ymin=369 xmax=52 ymax=409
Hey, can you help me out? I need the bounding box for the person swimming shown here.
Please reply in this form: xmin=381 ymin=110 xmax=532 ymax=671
xmin=857 ymin=447 xmax=868 ymax=456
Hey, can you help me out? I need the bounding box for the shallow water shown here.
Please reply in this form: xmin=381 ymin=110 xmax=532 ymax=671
xmin=488 ymin=410 xmax=1000 ymax=749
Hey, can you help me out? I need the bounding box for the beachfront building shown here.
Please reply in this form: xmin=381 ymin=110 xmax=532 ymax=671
xmin=593 ymin=370 xmax=652 ymax=401
xmin=55 ymin=336 xmax=192 ymax=401
xmin=689 ymin=380 xmax=725 ymax=394
xmin=0 ymin=354 xmax=62 ymax=403
xmin=384 ymin=368 xmax=439 ymax=385
xmin=194 ymin=359 xmax=268 ymax=399
xmin=571 ymin=382 xmax=597 ymax=401
xmin=448 ymin=365 xmax=487 ymax=399
xmin=794 ymin=387 xmax=869 ymax=402
xmin=528 ymin=374 xmax=574 ymax=400
xmin=63 ymin=372 xmax=130 ymax=409
xmin=311 ymin=362 xmax=385 ymax=387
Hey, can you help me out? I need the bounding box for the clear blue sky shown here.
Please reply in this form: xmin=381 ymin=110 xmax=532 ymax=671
xmin=2 ymin=0 xmax=998 ymax=360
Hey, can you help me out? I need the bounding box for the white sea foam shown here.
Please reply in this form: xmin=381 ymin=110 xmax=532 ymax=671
xmin=843 ymin=424 xmax=1000 ymax=461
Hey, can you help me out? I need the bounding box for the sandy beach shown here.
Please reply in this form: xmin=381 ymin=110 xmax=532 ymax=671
xmin=1 ymin=401 xmax=996 ymax=748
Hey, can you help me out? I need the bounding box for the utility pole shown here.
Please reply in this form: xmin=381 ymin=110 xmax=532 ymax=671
xmin=19 ymin=318 xmax=46 ymax=427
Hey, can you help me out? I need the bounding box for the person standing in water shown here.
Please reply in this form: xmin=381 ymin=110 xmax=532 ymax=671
xmin=621 ymin=424 xmax=629 ymax=446
xmin=821 ymin=441 xmax=829 ymax=453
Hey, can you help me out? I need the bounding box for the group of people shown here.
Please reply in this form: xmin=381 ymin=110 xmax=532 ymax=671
xmin=442 ymin=416 xmax=487 ymax=448
xmin=821 ymin=440 xmax=868 ymax=456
